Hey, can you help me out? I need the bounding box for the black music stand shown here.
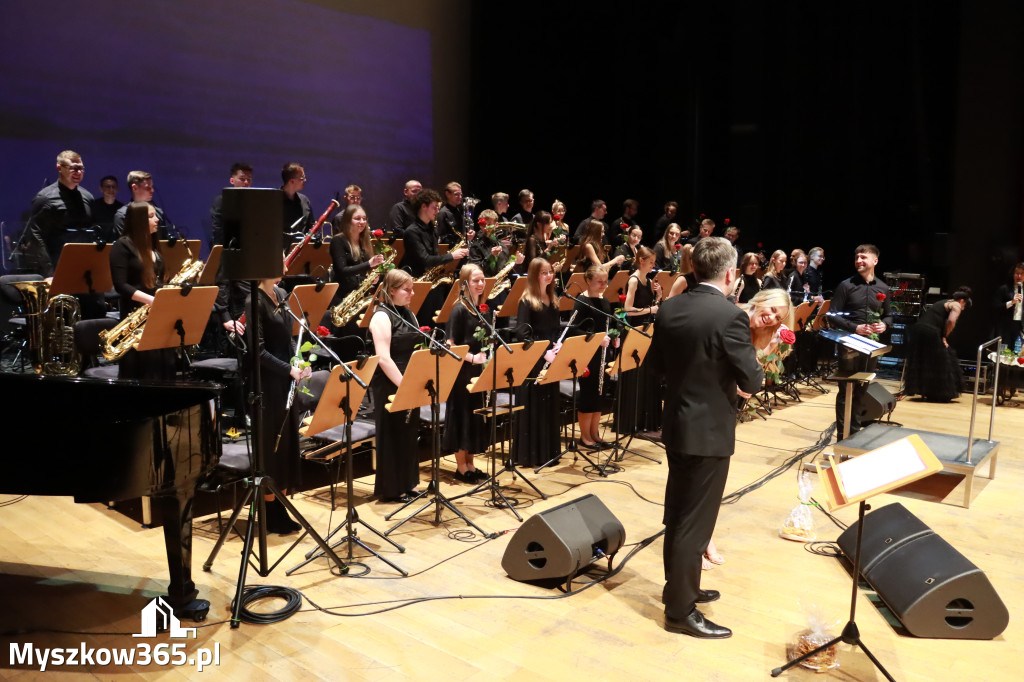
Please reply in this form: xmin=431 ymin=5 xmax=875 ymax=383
xmin=382 ymin=340 xmax=490 ymax=536
xmin=819 ymin=329 xmax=890 ymax=441
xmin=604 ymin=323 xmax=661 ymax=468
xmin=454 ymin=339 xmax=548 ymax=520
xmin=49 ymin=243 xmax=112 ymax=296
xmin=535 ymin=331 xmax=604 ymax=473
xmin=285 ymin=359 xmax=409 ymax=576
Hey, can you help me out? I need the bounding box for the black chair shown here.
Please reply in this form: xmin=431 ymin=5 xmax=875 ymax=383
xmin=73 ymin=317 xmax=120 ymax=378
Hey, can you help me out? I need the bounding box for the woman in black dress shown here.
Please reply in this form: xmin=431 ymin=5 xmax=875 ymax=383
xmin=652 ymin=223 xmax=683 ymax=272
xmin=329 ymin=204 xmax=385 ymax=334
xmin=666 ymin=243 xmax=698 ymax=297
xmin=368 ymin=269 xmax=423 ymax=502
xmin=512 ymin=258 xmax=562 ymax=468
xmin=573 ymin=266 xmax=617 ymax=448
xmin=248 ymin=275 xmax=312 ymax=533
xmin=617 ymin=246 xmax=662 ymax=435
xmin=521 ymin=211 xmax=555 ymax=274
xmin=576 ymin=219 xmax=625 ymax=274
xmin=110 ymin=201 xmax=175 ymax=381
xmin=612 ymin=225 xmax=643 ymax=277
xmin=784 ymin=249 xmax=809 ymax=305
xmin=736 ymin=252 xmax=761 ymax=304
xmin=760 ymin=250 xmax=787 ymax=290
xmin=904 ymin=287 xmax=972 ymax=402
xmin=443 ymin=264 xmax=490 ymax=483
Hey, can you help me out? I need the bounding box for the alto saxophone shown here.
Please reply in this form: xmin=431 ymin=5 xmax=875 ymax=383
xmin=9 ymin=280 xmax=81 ymax=375
xmin=330 ymin=250 xmax=395 ymax=326
xmin=487 ymin=242 xmax=523 ymax=300
xmin=99 ymin=256 xmax=204 ymax=361
xmin=419 ymin=237 xmax=467 ymax=289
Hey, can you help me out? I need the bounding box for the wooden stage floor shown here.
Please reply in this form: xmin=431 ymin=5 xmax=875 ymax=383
xmin=1 ymin=381 xmax=1021 ymax=680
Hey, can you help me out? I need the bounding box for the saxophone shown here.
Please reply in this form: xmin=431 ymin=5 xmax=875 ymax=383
xmin=330 ymin=250 xmax=396 ymax=326
xmin=487 ymin=242 xmax=523 ymax=300
xmin=99 ymin=256 xmax=204 ymax=361
xmin=418 ymin=237 xmax=467 ymax=289
xmin=9 ymin=280 xmax=81 ymax=375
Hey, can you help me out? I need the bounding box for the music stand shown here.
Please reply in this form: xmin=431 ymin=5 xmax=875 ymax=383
xmin=136 ymin=286 xmax=219 ymax=356
xmin=383 ymin=343 xmax=490 ymax=536
xmin=496 ymin=276 xmax=528 ymax=318
xmin=559 ymin=274 xmax=586 ymax=311
xmin=819 ymin=329 xmax=890 ymax=441
xmin=284 ymin=240 xmax=331 ymax=277
xmin=772 ymin=435 xmax=941 ymax=680
xmin=199 ymin=245 xmax=222 ymax=286
xmin=288 ymin=283 xmax=339 ymax=335
xmin=359 ymin=282 xmax=431 ymax=328
xmin=48 ymin=243 xmax=112 ymax=296
xmin=654 ymin=271 xmax=679 ymax=294
xmin=603 ymin=270 xmax=631 ymax=302
xmin=433 ymin=279 xmax=496 ymax=325
xmin=604 ymin=323 xmax=660 ymax=469
xmin=534 ymin=332 xmax=604 ymax=473
xmin=455 ymin=340 xmax=549 ymax=518
xmin=159 ymin=239 xmax=202 ymax=276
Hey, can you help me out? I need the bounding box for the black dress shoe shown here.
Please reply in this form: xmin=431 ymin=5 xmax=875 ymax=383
xmin=696 ymin=589 xmax=720 ymax=603
xmin=383 ymin=492 xmax=412 ymax=504
xmin=468 ymin=469 xmax=488 ymax=482
xmin=664 ymin=609 xmax=732 ymax=638
xmin=453 ymin=470 xmax=477 ymax=484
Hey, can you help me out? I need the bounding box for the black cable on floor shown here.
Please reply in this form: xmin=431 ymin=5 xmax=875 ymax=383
xmin=231 ymin=584 xmax=303 ymax=624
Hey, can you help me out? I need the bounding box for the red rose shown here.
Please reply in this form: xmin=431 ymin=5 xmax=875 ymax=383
xmin=479 ymin=303 xmax=489 ymax=313
xmin=724 ymin=218 xmax=730 ymax=225
xmin=700 ymin=213 xmax=706 ymax=218
xmin=477 ymin=217 xmax=487 ymax=225
xmin=419 ymin=326 xmax=431 ymax=332
xmin=876 ymin=293 xmax=887 ymax=302
xmin=621 ymin=222 xmax=629 ymax=230
xmin=1017 ymin=357 xmax=1024 ymax=366
xmin=757 ymin=242 xmax=763 ymax=248
xmin=618 ymin=294 xmax=627 ymax=303
xmin=779 ymin=328 xmax=796 ymax=345
xmin=582 ymin=367 xmax=591 ymax=378
xmin=316 ymin=325 xmax=330 ymax=337
xmin=674 ymin=243 xmax=682 ymax=251
xmin=372 ymin=228 xmax=384 ymax=238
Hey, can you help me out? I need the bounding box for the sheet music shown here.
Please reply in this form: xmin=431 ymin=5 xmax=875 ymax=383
xmin=836 ymin=438 xmax=927 ymax=499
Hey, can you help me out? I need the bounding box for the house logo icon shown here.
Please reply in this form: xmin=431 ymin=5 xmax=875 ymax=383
xmin=133 ymin=597 xmax=197 ymax=638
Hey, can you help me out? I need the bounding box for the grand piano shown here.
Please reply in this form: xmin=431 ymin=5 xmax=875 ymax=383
xmin=0 ymin=373 xmax=222 ymax=621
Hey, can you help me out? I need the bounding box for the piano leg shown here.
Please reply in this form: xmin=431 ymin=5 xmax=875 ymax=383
xmin=156 ymin=486 xmax=211 ymax=622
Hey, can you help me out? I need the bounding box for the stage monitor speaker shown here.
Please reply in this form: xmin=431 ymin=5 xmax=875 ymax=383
xmin=837 ymin=503 xmax=1008 ymax=639
xmin=853 ymin=381 xmax=897 ymax=423
xmin=501 ymin=494 xmax=625 ymax=583
xmin=221 ymin=187 xmax=284 ymax=281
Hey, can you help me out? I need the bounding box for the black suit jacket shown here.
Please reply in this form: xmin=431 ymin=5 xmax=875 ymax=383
xmin=649 ymin=285 xmax=763 ymax=457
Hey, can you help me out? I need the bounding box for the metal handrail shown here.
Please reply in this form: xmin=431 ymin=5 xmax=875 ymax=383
xmin=968 ymin=337 xmax=1003 ymax=464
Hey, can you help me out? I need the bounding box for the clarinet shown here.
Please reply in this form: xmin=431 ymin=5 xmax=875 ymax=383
xmin=1015 ymin=282 xmax=1023 ymax=322
xmin=539 ymin=309 xmax=578 ymax=373
xmin=597 ymin=317 xmax=610 ymax=394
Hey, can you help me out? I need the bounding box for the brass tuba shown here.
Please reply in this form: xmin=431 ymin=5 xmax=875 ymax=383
xmin=9 ymin=280 xmax=81 ymax=375
xmin=330 ymin=250 xmax=395 ymax=327
xmin=99 ymin=256 xmax=204 ymax=361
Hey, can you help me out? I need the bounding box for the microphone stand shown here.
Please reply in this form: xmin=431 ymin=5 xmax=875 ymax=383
xmin=380 ymin=301 xmax=493 ymax=538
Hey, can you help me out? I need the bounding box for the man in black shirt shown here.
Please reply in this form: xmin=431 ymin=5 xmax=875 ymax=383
xmin=91 ymin=175 xmax=123 ymax=242
xmin=573 ymin=199 xmax=608 ymax=244
xmin=385 ymin=179 xmax=422 ymax=237
xmin=436 ymin=181 xmax=465 ymax=246
xmin=804 ymin=247 xmax=826 ymax=302
xmin=280 ymin=162 xmax=312 ymax=247
xmin=491 ymin=192 xmax=511 ymax=223
xmin=654 ymin=201 xmax=683 ymax=243
xmin=829 ymin=244 xmax=892 ymax=439
xmin=209 ymin=162 xmax=253 ymax=246
xmin=20 ymin=150 xmax=95 ymax=276
xmin=113 ymin=170 xmax=170 ymax=238
xmin=607 ymin=198 xmax=639 ymax=247
xmin=510 ymin=189 xmax=534 ymax=225
xmin=403 ymin=188 xmax=470 ymax=326
xmin=686 ymin=218 xmax=715 ymax=246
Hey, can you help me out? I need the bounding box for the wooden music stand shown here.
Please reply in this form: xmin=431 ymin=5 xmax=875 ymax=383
xmin=496 ymin=276 xmax=528 ymax=318
xmin=49 ymin=243 xmax=112 ymax=296
xmin=375 ymin=238 xmax=405 ymax=267
xmin=383 ymin=344 xmax=491 ymax=537
xmin=654 ymin=271 xmax=679 ymax=293
xmin=358 ymin=282 xmax=432 ymax=328
xmin=288 ymin=282 xmax=339 ymax=335
xmin=463 ymin=339 xmax=550 ymax=515
xmin=603 ymin=270 xmax=631 ymax=302
xmin=135 ymin=286 xmax=219 ymax=352
xmin=284 ymin=241 xmax=331 ymax=277
xmin=159 ymin=239 xmax=202 ymax=277
xmin=557 ymin=246 xmax=580 ymax=272
xmin=604 ymin=323 xmax=658 ymax=468
xmin=811 ymin=299 xmax=832 ymax=331
xmin=773 ymin=435 xmax=940 ymax=680
xmin=433 ymin=279 xmax=496 ymax=325
xmin=560 ymin=273 xmax=586 ymax=311
xmin=792 ymin=300 xmax=817 ymax=329
xmin=199 ymin=244 xmax=222 ymax=286
xmin=536 ymin=332 xmax=605 ymax=473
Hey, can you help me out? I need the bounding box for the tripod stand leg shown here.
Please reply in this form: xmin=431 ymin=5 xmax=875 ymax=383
xmin=769 ymin=634 xmax=841 ymax=677
xmin=855 ymin=638 xmax=897 ymax=682
xmin=204 ymin=482 xmax=255 ymax=571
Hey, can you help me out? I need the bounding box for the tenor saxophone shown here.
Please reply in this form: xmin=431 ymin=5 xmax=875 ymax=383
xmin=418 ymin=237 xmax=467 ymax=289
xmin=99 ymin=256 xmax=204 ymax=361
xmin=330 ymin=250 xmax=395 ymax=326
xmin=487 ymin=242 xmax=523 ymax=300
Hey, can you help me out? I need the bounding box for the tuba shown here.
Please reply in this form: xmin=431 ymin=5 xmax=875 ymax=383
xmin=330 ymin=250 xmax=395 ymax=327
xmin=99 ymin=256 xmax=204 ymax=361
xmin=9 ymin=280 xmax=81 ymax=375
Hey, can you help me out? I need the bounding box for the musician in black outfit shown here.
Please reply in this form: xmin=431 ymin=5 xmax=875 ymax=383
xmin=280 ymin=162 xmax=312 ymax=248
xmin=994 ymin=262 xmax=1024 ymax=348
xmin=607 ymin=199 xmax=639 ymax=248
xmin=510 ymin=189 xmax=535 ymax=226
xmin=443 ymin=264 xmax=490 ymax=483
xmin=91 ymin=175 xmax=123 ymax=243
xmin=436 ymin=181 xmax=465 ymax=247
xmin=329 ymin=204 xmax=386 ymax=334
xmin=20 ymin=150 xmax=94 ymax=277
xmin=385 ymin=179 xmax=422 ymax=237
xmin=617 ymin=246 xmax=662 ymax=436
xmin=402 ymin=189 xmax=470 ymax=327
xmin=208 ymin=162 xmax=253 ymax=246
xmin=247 ymin=275 xmax=310 ymax=533
xmin=110 ymin=202 xmax=175 ymax=381
xmin=829 ymin=244 xmax=892 ymax=439
xmin=511 ymin=258 xmax=562 ymax=468
xmin=573 ymin=199 xmax=608 ymax=245
xmin=113 ymin=171 xmax=169 ymax=239
xmin=572 ymin=266 xmax=617 ymax=448
xmin=804 ymin=247 xmax=826 ymax=302
xmin=368 ymin=269 xmax=423 ymax=503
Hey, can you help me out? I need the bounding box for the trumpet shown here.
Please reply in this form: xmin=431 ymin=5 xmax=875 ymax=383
xmin=330 ymin=250 xmax=396 ymax=326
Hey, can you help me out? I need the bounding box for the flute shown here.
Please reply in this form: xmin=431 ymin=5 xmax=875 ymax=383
xmin=597 ymin=317 xmax=609 ymax=394
xmin=539 ymin=309 xmax=578 ymax=374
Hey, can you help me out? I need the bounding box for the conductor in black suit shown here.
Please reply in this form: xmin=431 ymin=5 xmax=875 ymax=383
xmin=649 ymin=237 xmax=763 ymax=638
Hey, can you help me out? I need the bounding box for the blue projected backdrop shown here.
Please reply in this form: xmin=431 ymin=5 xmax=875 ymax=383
xmin=0 ymin=0 xmax=432 ymax=260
